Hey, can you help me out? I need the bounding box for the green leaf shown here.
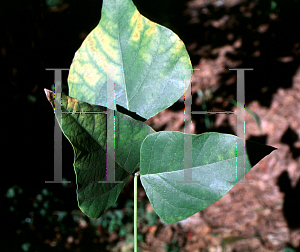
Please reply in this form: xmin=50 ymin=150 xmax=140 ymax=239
xmin=140 ymin=131 xmax=276 ymax=224
xmin=44 ymin=89 xmax=155 ymax=219
xmin=68 ymin=0 xmax=192 ymax=120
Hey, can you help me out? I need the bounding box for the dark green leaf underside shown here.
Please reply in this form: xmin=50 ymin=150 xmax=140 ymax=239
xmin=45 ymin=89 xmax=155 ymax=219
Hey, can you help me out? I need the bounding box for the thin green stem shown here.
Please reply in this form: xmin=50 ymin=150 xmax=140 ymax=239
xmin=134 ymin=171 xmax=140 ymax=252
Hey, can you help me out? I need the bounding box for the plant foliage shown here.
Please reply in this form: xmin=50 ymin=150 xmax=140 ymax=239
xmin=45 ymin=0 xmax=276 ymax=224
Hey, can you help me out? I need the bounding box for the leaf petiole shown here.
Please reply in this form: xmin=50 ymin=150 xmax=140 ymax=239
xmin=134 ymin=171 xmax=140 ymax=252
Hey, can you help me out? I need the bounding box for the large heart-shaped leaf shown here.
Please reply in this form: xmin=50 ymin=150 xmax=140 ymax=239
xmin=68 ymin=0 xmax=192 ymax=120
xmin=140 ymin=131 xmax=276 ymax=224
xmin=44 ymin=89 xmax=155 ymax=219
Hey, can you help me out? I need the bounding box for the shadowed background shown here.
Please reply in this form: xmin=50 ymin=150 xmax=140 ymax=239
xmin=1 ymin=0 xmax=300 ymax=251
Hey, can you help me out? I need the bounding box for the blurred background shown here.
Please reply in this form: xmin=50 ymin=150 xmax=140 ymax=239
xmin=1 ymin=0 xmax=300 ymax=251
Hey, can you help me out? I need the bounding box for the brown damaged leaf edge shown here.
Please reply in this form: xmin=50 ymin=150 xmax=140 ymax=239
xmin=44 ymin=88 xmax=54 ymax=108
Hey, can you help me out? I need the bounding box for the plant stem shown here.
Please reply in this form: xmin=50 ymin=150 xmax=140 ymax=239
xmin=134 ymin=171 xmax=140 ymax=252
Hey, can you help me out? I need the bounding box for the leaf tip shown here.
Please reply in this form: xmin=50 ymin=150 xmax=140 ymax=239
xmin=44 ymin=88 xmax=52 ymax=101
xmin=44 ymin=88 xmax=55 ymax=109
